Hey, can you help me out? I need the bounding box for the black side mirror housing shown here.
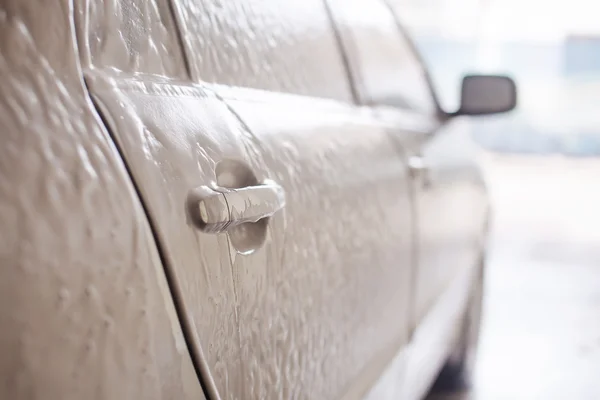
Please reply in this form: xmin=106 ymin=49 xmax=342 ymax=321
xmin=451 ymin=75 xmax=517 ymax=117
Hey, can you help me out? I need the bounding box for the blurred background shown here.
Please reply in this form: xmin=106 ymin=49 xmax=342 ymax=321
xmin=388 ymin=0 xmax=600 ymax=398
xmin=397 ymin=0 xmax=600 ymax=154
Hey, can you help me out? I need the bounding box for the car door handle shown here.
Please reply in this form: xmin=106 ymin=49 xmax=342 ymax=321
xmin=408 ymin=156 xmax=431 ymax=188
xmin=187 ymin=180 xmax=286 ymax=234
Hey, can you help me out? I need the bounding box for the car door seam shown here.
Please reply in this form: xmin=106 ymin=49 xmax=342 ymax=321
xmin=83 ymin=87 xmax=217 ymax=400
xmin=322 ymin=0 xmax=361 ymax=103
xmin=382 ymin=129 xmax=422 ymax=341
xmin=165 ymin=0 xmax=193 ymax=80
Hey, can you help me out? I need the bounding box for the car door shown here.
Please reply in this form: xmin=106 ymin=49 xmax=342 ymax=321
xmin=212 ymin=89 xmax=415 ymax=400
xmin=400 ymin=116 xmax=489 ymax=399
xmin=326 ymin=0 xmax=490 ymax=398
xmin=78 ymin=0 xmax=416 ymax=399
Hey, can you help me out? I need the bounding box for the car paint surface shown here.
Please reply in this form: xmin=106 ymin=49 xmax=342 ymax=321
xmin=0 ymin=1 xmax=488 ymax=400
xmin=0 ymin=1 xmax=204 ymax=399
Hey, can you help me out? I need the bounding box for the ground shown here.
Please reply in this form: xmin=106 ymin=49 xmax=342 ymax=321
xmin=427 ymin=154 xmax=600 ymax=400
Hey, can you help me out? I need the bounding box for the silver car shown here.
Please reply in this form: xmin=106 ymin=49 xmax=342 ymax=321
xmin=0 ymin=0 xmax=516 ymax=399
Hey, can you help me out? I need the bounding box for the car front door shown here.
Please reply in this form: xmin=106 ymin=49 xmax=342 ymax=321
xmin=327 ymin=0 xmax=490 ymax=397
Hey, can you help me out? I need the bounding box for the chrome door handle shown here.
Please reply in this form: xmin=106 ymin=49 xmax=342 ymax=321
xmin=187 ymin=180 xmax=286 ymax=234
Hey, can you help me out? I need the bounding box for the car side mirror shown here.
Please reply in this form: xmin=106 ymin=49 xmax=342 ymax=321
xmin=451 ymin=75 xmax=517 ymax=117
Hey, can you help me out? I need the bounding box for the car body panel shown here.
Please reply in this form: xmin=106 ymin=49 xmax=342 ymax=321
xmin=361 ymin=259 xmax=477 ymax=400
xmin=218 ymin=88 xmax=415 ymax=400
xmin=1 ymin=0 xmax=490 ymax=399
xmin=171 ymin=0 xmax=354 ymax=101
xmin=327 ymin=0 xmax=490 ymax=397
xmin=79 ymin=1 xmax=426 ymax=398
xmin=88 ymin=70 xmax=416 ymax=399
xmin=86 ymin=74 xmax=255 ymax=399
xmin=0 ymin=2 xmax=204 ymax=399
xmin=411 ymin=119 xmax=489 ymax=329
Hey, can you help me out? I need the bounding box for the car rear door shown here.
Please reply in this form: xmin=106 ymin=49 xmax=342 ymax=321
xmin=77 ymin=0 xmax=415 ymax=399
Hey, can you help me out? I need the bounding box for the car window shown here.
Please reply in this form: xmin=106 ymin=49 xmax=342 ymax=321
xmin=171 ymin=0 xmax=354 ymax=102
xmin=327 ymin=0 xmax=437 ymax=114
xmin=79 ymin=0 xmax=188 ymax=79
